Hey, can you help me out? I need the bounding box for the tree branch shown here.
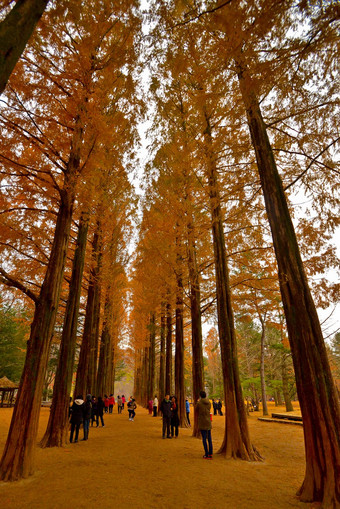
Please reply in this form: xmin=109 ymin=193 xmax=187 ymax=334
xmin=0 ymin=267 xmax=39 ymax=303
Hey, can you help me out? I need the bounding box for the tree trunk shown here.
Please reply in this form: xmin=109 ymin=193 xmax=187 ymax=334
xmin=148 ymin=313 xmax=156 ymax=403
xmin=187 ymin=219 xmax=204 ymax=437
xmin=40 ymin=211 xmax=89 ymax=448
xmin=237 ymin=63 xmax=340 ymax=506
xmin=74 ymin=224 xmax=101 ymax=398
xmin=159 ymin=304 xmax=166 ymax=407
xmin=0 ymin=183 xmax=75 ymax=480
xmin=165 ymin=301 xmax=172 ymax=396
xmin=282 ymin=354 xmax=294 ymax=412
xmin=96 ymin=287 xmax=113 ymax=399
xmin=204 ymin=111 xmax=261 ymax=461
xmin=0 ymin=0 xmax=49 ymax=94
xmin=259 ymin=318 xmax=268 ymax=416
xmin=175 ymin=271 xmax=186 ymax=427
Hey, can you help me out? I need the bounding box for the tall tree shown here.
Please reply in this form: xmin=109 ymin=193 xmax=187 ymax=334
xmin=0 ymin=0 xmax=49 ymax=94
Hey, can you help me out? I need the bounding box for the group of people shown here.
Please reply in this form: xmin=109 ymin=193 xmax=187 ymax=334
xmin=69 ymin=393 xmax=135 ymax=443
xmin=159 ymin=395 xmax=180 ymax=438
xmin=212 ymin=398 xmax=223 ymax=416
xmin=159 ymin=392 xmax=214 ymax=459
xmin=70 ymin=391 xmax=218 ymax=460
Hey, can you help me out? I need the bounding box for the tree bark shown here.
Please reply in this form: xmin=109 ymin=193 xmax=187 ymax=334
xmin=175 ymin=245 xmax=187 ymax=427
xmin=0 ymin=181 xmax=75 ymax=480
xmin=257 ymin=310 xmax=268 ymax=417
xmin=40 ymin=210 xmax=89 ymax=448
xmin=148 ymin=313 xmax=156 ymax=403
xmin=187 ymin=219 xmax=204 ymax=436
xmin=204 ymin=110 xmax=261 ymax=461
xmin=96 ymin=288 xmax=113 ymax=399
xmin=282 ymin=353 xmax=294 ymax=412
xmin=159 ymin=304 xmax=166 ymax=407
xmin=165 ymin=301 xmax=172 ymax=396
xmin=74 ymin=224 xmax=101 ymax=398
xmin=0 ymin=110 xmax=84 ymax=479
xmin=0 ymin=0 xmax=49 ymax=94
xmin=237 ymin=63 xmax=340 ymax=506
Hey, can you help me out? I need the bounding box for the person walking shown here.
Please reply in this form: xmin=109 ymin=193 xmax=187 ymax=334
xmin=109 ymin=394 xmax=115 ymax=414
xmin=83 ymin=394 xmax=92 ymax=441
xmin=170 ymin=396 xmax=179 ymax=438
xmin=104 ymin=394 xmax=110 ymax=414
xmin=121 ymin=395 xmax=126 ymax=410
xmin=148 ymin=398 xmax=153 ymax=415
xmin=196 ymin=390 xmax=213 ymax=459
xmin=217 ymin=399 xmax=223 ymax=416
xmin=160 ymin=394 xmax=172 ymax=439
xmin=91 ymin=396 xmax=98 ymax=426
xmin=185 ymin=397 xmax=191 ymax=426
xmin=70 ymin=395 xmax=85 ymax=443
xmin=153 ymin=395 xmax=158 ymax=417
xmin=127 ymin=397 xmax=137 ymax=421
xmin=117 ymin=395 xmax=123 ymax=414
xmin=96 ymin=396 xmax=105 ymax=427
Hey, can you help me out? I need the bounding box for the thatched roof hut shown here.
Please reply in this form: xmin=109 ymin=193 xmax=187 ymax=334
xmin=0 ymin=376 xmax=19 ymax=407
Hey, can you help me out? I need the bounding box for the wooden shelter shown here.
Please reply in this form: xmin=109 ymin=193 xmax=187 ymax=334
xmin=0 ymin=376 xmax=19 ymax=407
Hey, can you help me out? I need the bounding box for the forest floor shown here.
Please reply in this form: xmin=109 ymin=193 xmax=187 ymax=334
xmin=0 ymin=401 xmax=319 ymax=509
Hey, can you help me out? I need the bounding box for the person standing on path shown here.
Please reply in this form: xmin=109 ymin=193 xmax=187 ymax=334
xmin=153 ymin=395 xmax=158 ymax=417
xmin=196 ymin=390 xmax=213 ymax=459
xmin=122 ymin=395 xmax=126 ymax=410
xmin=96 ymin=396 xmax=105 ymax=427
xmin=83 ymin=394 xmax=92 ymax=441
xmin=170 ymin=396 xmax=179 ymax=438
xmin=185 ymin=397 xmax=191 ymax=427
xmin=160 ymin=394 xmax=172 ymax=439
xmin=70 ymin=395 xmax=85 ymax=443
xmin=117 ymin=395 xmax=122 ymax=414
xmin=128 ymin=397 xmax=137 ymax=421
xmin=148 ymin=398 xmax=153 ymax=415
xmin=109 ymin=394 xmax=115 ymax=414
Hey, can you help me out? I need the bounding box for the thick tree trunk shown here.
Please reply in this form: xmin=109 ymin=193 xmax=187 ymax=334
xmin=40 ymin=211 xmax=89 ymax=448
xmin=0 ymin=0 xmax=49 ymax=94
xmin=87 ymin=259 xmax=101 ymax=396
xmin=258 ymin=316 xmax=268 ymax=417
xmin=187 ymin=219 xmax=204 ymax=437
xmin=204 ymin=112 xmax=261 ymax=461
xmin=175 ymin=272 xmax=187 ymax=427
xmin=148 ymin=314 xmax=156 ymax=403
xmin=159 ymin=304 xmax=166 ymax=406
xmin=96 ymin=288 xmax=113 ymax=399
xmin=165 ymin=301 xmax=172 ymax=396
xmin=74 ymin=225 xmax=101 ymax=398
xmin=237 ymin=64 xmax=340 ymax=506
xmin=0 ymin=184 xmax=75 ymax=480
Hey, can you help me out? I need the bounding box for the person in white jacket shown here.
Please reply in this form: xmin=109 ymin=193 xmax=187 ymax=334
xmin=153 ymin=395 xmax=159 ymax=417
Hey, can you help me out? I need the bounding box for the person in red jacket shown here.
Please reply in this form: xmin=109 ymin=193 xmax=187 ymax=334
xmin=109 ymin=394 xmax=115 ymax=414
xmin=104 ymin=394 xmax=110 ymax=413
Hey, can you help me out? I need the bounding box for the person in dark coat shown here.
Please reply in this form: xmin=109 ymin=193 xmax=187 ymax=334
xmin=212 ymin=398 xmax=217 ymax=415
xmin=91 ymin=396 xmax=98 ymax=426
xmin=160 ymin=394 xmax=172 ymax=439
xmin=196 ymin=390 xmax=213 ymax=459
xmin=217 ymin=399 xmax=223 ymax=416
xmin=170 ymin=396 xmax=179 ymax=438
xmin=96 ymin=396 xmax=105 ymax=427
xmin=70 ymin=395 xmax=85 ymax=443
xmin=83 ymin=394 xmax=92 ymax=441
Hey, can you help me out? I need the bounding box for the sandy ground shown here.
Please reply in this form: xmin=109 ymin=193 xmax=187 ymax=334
xmin=0 ymin=402 xmax=318 ymax=509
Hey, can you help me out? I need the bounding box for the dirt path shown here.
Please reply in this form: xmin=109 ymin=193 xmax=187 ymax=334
xmin=0 ymin=403 xmax=313 ymax=509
